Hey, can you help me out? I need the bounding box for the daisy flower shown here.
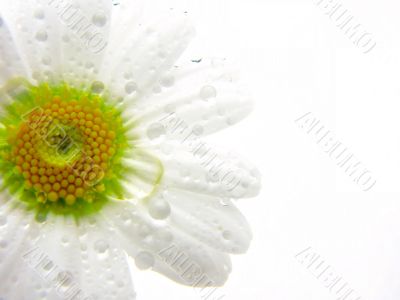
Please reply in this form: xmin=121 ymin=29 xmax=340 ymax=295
xmin=0 ymin=0 xmax=261 ymax=299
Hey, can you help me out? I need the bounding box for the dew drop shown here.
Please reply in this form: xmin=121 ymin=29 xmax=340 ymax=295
xmin=135 ymin=251 xmax=154 ymax=270
xmin=148 ymin=199 xmax=171 ymax=220
xmin=152 ymin=84 xmax=162 ymax=94
xmin=164 ymin=104 xmax=175 ymax=113
xmin=124 ymin=71 xmax=133 ymax=79
xmin=0 ymin=17 xmax=3 ymax=27
xmin=160 ymin=75 xmax=175 ymax=88
xmin=222 ymin=230 xmax=232 ymax=240
xmin=80 ymin=243 xmax=87 ymax=251
xmin=0 ymin=216 xmax=6 ymax=226
xmin=36 ymin=211 xmax=47 ymax=223
xmin=88 ymin=217 xmax=96 ymax=226
xmin=125 ymin=81 xmax=137 ymax=94
xmin=61 ymin=236 xmax=69 ymax=246
xmin=200 ymin=85 xmax=217 ymax=100
xmin=92 ymin=13 xmax=107 ymax=27
xmin=91 ymin=81 xmax=104 ymax=94
xmin=138 ymin=224 xmax=150 ymax=238
xmin=57 ymin=271 xmax=74 ymax=288
xmin=34 ymin=9 xmax=45 ymax=20
xmin=116 ymin=280 xmax=125 ymax=288
xmin=43 ymin=260 xmax=54 ymax=271
xmin=192 ymin=125 xmax=204 ymax=136
xmin=0 ymin=240 xmax=7 ymax=248
xmin=62 ymin=35 xmax=70 ymax=43
xmin=146 ymin=123 xmax=166 ymax=140
xmin=35 ymin=30 xmax=48 ymax=42
xmin=94 ymin=239 xmax=109 ymax=253
xmin=121 ymin=211 xmax=132 ymax=226
xmin=42 ymin=57 xmax=51 ymax=65
xmin=221 ymin=198 xmax=232 ymax=207
xmin=207 ymin=172 xmax=219 ymax=183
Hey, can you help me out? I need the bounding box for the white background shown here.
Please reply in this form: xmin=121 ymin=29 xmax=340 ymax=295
xmin=130 ymin=0 xmax=400 ymax=299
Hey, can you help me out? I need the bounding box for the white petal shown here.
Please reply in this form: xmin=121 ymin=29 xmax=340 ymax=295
xmin=119 ymin=147 xmax=164 ymax=202
xmin=0 ymin=0 xmax=63 ymax=82
xmin=103 ymin=202 xmax=232 ymax=286
xmin=76 ymin=218 xmax=136 ymax=300
xmin=127 ymin=58 xmax=253 ymax=137
xmin=0 ymin=0 xmax=112 ymax=85
xmin=0 ymin=13 xmax=28 ymax=85
xmin=162 ymin=188 xmax=252 ymax=254
xmin=0 ymin=204 xmax=32 ymax=282
xmin=17 ymin=215 xmax=136 ymax=300
xmin=1 ymin=248 xmax=59 ymax=300
xmin=136 ymin=141 xmax=261 ymax=199
xmin=57 ymin=0 xmax=113 ymax=85
xmin=100 ymin=8 xmax=195 ymax=100
xmin=0 ymin=204 xmax=58 ymax=299
xmin=106 ymin=0 xmax=147 ymax=50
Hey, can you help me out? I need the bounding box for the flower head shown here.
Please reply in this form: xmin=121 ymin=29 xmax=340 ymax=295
xmin=0 ymin=0 xmax=261 ymax=299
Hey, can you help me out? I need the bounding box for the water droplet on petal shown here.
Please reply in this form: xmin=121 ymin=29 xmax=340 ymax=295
xmin=92 ymin=13 xmax=107 ymax=27
xmin=222 ymin=230 xmax=232 ymax=240
xmin=0 ymin=240 xmax=7 ymax=248
xmin=36 ymin=30 xmax=48 ymax=42
xmin=80 ymin=243 xmax=87 ymax=251
xmin=149 ymin=199 xmax=171 ymax=220
xmin=0 ymin=216 xmax=6 ymax=226
xmin=43 ymin=260 xmax=54 ymax=271
xmin=61 ymin=236 xmax=69 ymax=246
xmin=164 ymin=104 xmax=175 ymax=113
xmin=125 ymin=81 xmax=137 ymax=94
xmin=62 ymin=35 xmax=70 ymax=43
xmin=152 ymin=85 xmax=162 ymax=94
xmin=121 ymin=211 xmax=132 ymax=226
xmin=192 ymin=125 xmax=204 ymax=136
xmin=135 ymin=251 xmax=154 ymax=270
xmin=219 ymin=199 xmax=230 ymax=206
xmin=42 ymin=57 xmax=51 ymax=65
xmin=91 ymin=81 xmax=104 ymax=94
xmin=147 ymin=123 xmax=166 ymax=140
xmin=160 ymin=75 xmax=175 ymax=88
xmin=200 ymin=85 xmax=217 ymax=100
xmin=94 ymin=239 xmax=109 ymax=253
xmin=34 ymin=9 xmax=45 ymax=19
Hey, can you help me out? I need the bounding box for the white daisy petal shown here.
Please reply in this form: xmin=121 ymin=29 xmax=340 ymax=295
xmin=0 ymin=0 xmax=112 ymax=85
xmin=162 ymin=188 xmax=252 ymax=254
xmin=0 ymin=0 xmax=64 ymax=82
xmin=31 ymin=216 xmax=136 ymax=300
xmin=25 ymin=217 xmax=88 ymax=299
xmin=0 ymin=204 xmax=56 ymax=299
xmin=103 ymin=202 xmax=232 ymax=287
xmin=76 ymin=218 xmax=136 ymax=300
xmin=0 ymin=14 xmax=28 ymax=84
xmin=101 ymin=9 xmax=195 ymax=100
xmin=0 ymin=204 xmax=32 ymax=282
xmin=127 ymin=58 xmax=253 ymax=137
xmin=147 ymin=141 xmax=261 ymax=199
xmin=2 ymin=262 xmax=59 ymax=300
xmin=120 ymin=147 xmax=164 ymax=202
xmin=106 ymin=0 xmax=147 ymax=49
xmin=57 ymin=0 xmax=113 ymax=85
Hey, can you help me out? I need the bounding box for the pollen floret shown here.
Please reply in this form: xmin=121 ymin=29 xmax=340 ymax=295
xmin=0 ymin=83 xmax=128 ymax=213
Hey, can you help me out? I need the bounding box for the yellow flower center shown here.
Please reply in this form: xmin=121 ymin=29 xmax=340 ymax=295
xmin=11 ymin=97 xmax=117 ymax=205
